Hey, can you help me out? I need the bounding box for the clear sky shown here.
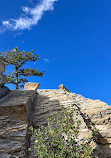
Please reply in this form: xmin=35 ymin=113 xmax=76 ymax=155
xmin=0 ymin=0 xmax=111 ymax=105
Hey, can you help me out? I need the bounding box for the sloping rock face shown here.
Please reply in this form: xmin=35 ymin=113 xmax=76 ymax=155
xmin=0 ymin=89 xmax=111 ymax=158
xmin=0 ymin=90 xmax=36 ymax=158
xmin=32 ymin=90 xmax=111 ymax=158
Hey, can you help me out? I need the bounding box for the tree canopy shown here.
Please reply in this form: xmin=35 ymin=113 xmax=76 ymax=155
xmin=0 ymin=47 xmax=44 ymax=89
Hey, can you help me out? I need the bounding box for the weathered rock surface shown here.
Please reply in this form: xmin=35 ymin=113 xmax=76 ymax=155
xmin=0 ymin=74 xmax=7 ymax=85
xmin=0 ymin=60 xmax=9 ymax=99
xmin=32 ymin=89 xmax=111 ymax=158
xmin=0 ymin=60 xmax=5 ymax=74
xmin=59 ymin=84 xmax=71 ymax=92
xmin=0 ymin=60 xmax=7 ymax=86
xmin=0 ymin=90 xmax=36 ymax=158
xmin=0 ymin=88 xmax=111 ymax=158
xmin=0 ymin=86 xmax=10 ymax=99
xmin=24 ymin=82 xmax=40 ymax=90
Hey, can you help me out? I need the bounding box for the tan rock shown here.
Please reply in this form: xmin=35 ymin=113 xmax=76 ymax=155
xmin=0 ymin=88 xmax=111 ymax=158
xmin=59 ymin=84 xmax=71 ymax=92
xmin=24 ymin=82 xmax=40 ymax=90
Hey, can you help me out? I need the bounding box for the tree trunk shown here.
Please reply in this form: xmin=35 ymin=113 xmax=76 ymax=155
xmin=15 ymin=67 xmax=19 ymax=89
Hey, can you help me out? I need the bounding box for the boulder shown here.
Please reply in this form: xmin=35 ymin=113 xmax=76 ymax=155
xmin=59 ymin=84 xmax=70 ymax=92
xmin=24 ymin=82 xmax=40 ymax=90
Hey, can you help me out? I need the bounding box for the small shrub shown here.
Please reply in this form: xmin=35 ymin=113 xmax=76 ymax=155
xmin=29 ymin=106 xmax=95 ymax=158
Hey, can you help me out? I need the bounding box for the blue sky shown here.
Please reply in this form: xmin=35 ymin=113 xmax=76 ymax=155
xmin=0 ymin=0 xmax=111 ymax=105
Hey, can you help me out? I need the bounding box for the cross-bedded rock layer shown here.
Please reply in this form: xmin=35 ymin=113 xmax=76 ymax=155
xmin=0 ymin=89 xmax=111 ymax=158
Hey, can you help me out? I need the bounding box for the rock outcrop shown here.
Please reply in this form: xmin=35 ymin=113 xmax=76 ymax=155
xmin=32 ymin=89 xmax=111 ymax=158
xmin=0 ymin=60 xmax=10 ymax=99
xmin=0 ymin=90 xmax=36 ymax=158
xmin=59 ymin=84 xmax=71 ymax=92
xmin=24 ymin=82 xmax=40 ymax=90
xmin=0 ymin=86 xmax=111 ymax=157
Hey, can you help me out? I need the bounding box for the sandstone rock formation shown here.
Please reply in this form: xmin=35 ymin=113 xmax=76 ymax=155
xmin=0 ymin=90 xmax=37 ymax=158
xmin=59 ymin=84 xmax=71 ymax=92
xmin=24 ymin=82 xmax=40 ymax=90
xmin=32 ymin=89 xmax=111 ymax=158
xmin=0 ymin=86 xmax=111 ymax=157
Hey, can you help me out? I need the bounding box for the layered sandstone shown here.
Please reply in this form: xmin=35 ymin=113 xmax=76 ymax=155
xmin=0 ymin=90 xmax=36 ymax=158
xmin=24 ymin=82 xmax=40 ymax=90
xmin=32 ymin=89 xmax=111 ymax=158
xmin=0 ymin=87 xmax=111 ymax=157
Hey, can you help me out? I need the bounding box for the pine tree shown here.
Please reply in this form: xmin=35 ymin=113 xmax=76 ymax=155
xmin=0 ymin=47 xmax=44 ymax=89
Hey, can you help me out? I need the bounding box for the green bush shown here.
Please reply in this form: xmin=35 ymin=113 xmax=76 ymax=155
xmin=29 ymin=106 xmax=95 ymax=158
